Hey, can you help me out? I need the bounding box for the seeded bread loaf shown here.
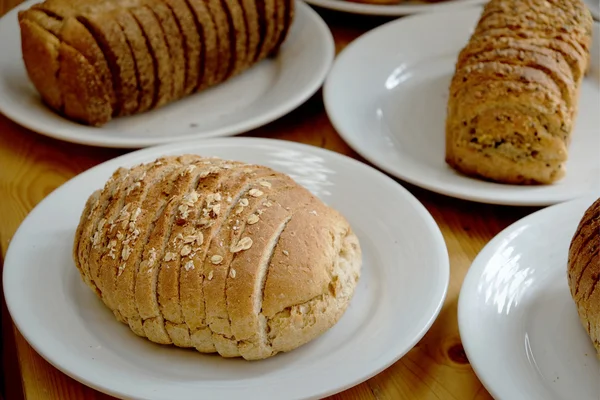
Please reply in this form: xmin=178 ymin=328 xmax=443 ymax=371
xmin=18 ymin=0 xmax=294 ymax=126
xmin=445 ymin=0 xmax=593 ymax=185
xmin=73 ymin=155 xmax=362 ymax=360
xmin=567 ymin=197 xmax=600 ymax=357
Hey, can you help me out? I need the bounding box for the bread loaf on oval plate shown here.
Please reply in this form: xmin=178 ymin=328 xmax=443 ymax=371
xmin=18 ymin=0 xmax=294 ymax=126
xmin=567 ymin=197 xmax=600 ymax=356
xmin=445 ymin=0 xmax=593 ymax=185
xmin=73 ymin=155 xmax=362 ymax=360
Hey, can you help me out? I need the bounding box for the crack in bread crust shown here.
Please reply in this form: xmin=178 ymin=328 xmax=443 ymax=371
xmin=158 ymin=161 xmax=233 ymax=346
xmin=203 ymin=172 xmax=287 ymax=356
xmin=75 ymin=168 xmax=128 ymax=292
xmin=113 ymin=161 xmax=183 ymax=336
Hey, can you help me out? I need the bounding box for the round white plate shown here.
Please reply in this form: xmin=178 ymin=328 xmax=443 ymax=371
xmin=303 ymin=0 xmax=486 ymax=17
xmin=0 ymin=1 xmax=334 ymax=149
xmin=324 ymin=8 xmax=600 ymax=206
xmin=458 ymin=194 xmax=600 ymax=400
xmin=3 ymin=137 xmax=449 ymax=400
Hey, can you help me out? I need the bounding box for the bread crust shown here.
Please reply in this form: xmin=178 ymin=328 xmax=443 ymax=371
xmin=114 ymin=9 xmax=155 ymax=114
xmin=164 ymin=0 xmax=202 ymax=95
xmin=74 ymin=156 xmax=362 ymax=360
xmin=568 ymin=198 xmax=600 ymax=356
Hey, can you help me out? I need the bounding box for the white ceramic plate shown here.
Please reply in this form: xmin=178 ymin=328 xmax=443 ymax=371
xmin=458 ymin=194 xmax=600 ymax=400
xmin=585 ymin=0 xmax=599 ymax=20
xmin=303 ymin=0 xmax=486 ymax=17
xmin=0 ymin=1 xmax=334 ymax=149
xmin=324 ymin=8 xmax=600 ymax=206
xmin=3 ymin=137 xmax=449 ymax=400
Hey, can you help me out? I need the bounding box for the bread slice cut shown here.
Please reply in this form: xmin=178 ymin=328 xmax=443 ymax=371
xmin=18 ymin=16 xmax=63 ymax=113
xmin=239 ymin=0 xmax=260 ymax=68
xmin=157 ymin=161 xmax=234 ymax=347
xmin=457 ymin=46 xmax=576 ymax=113
xmin=163 ymin=164 xmax=244 ymax=347
xmin=164 ymin=0 xmax=202 ymax=96
xmin=87 ymin=166 xmax=144 ymax=315
xmin=254 ymin=0 xmax=276 ymax=62
xmin=77 ymin=13 xmax=139 ymax=116
xmin=203 ymin=172 xmax=292 ymax=357
xmin=223 ymin=0 xmax=249 ymax=78
xmin=475 ymin=13 xmax=591 ymax=53
xmin=227 ymin=185 xmax=316 ymax=360
xmin=58 ymin=42 xmax=114 ymax=125
xmin=113 ymin=9 xmax=155 ymax=114
xmin=99 ymin=162 xmax=177 ymax=325
xmin=135 ymin=158 xmax=229 ymax=344
xmin=130 ymin=6 xmax=173 ymax=109
xmin=266 ymin=222 xmax=360 ymax=355
xmin=205 ymin=0 xmax=233 ymax=84
xmin=251 ymin=0 xmax=266 ymax=63
xmin=59 ymin=17 xmax=117 ymax=117
xmin=20 ymin=10 xmax=115 ymax=125
xmin=483 ymin=0 xmax=593 ymax=36
xmin=74 ymin=167 xmax=129 ymax=294
xmin=146 ymin=0 xmax=186 ymax=101
xmin=185 ymin=0 xmax=218 ymax=90
xmin=447 ymin=80 xmax=570 ymax=184
xmin=460 ymin=33 xmax=587 ymax=87
xmin=179 ymin=165 xmax=268 ymax=354
xmin=450 ymin=64 xmax=571 ymax=141
xmin=270 ymin=0 xmax=293 ymax=56
xmin=111 ymin=161 xmax=184 ymax=337
xmin=268 ymin=0 xmax=285 ymax=57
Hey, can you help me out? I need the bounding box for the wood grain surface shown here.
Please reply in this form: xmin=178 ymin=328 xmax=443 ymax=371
xmin=0 ymin=0 xmax=537 ymax=398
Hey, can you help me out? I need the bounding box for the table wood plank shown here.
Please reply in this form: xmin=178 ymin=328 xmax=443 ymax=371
xmin=0 ymin=1 xmax=535 ymax=399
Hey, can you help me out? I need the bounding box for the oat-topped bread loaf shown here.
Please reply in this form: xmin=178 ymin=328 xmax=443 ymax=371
xmin=18 ymin=0 xmax=294 ymax=126
xmin=73 ymin=155 xmax=361 ymax=360
xmin=445 ymin=0 xmax=593 ymax=185
xmin=567 ymin=197 xmax=600 ymax=356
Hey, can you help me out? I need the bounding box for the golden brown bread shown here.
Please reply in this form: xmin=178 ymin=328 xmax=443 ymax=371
xmin=445 ymin=0 xmax=592 ymax=185
xmin=19 ymin=0 xmax=294 ymax=126
xmin=73 ymin=155 xmax=362 ymax=360
xmin=567 ymin=197 xmax=600 ymax=356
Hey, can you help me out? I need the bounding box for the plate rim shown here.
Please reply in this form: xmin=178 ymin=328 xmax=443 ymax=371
xmin=3 ymin=136 xmax=450 ymax=400
xmin=302 ymin=0 xmax=486 ymax=16
xmin=323 ymin=7 xmax=600 ymax=207
xmin=457 ymin=193 xmax=599 ymax=400
xmin=0 ymin=0 xmax=335 ymax=149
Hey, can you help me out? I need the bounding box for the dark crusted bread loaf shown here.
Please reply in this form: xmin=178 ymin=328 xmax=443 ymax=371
xmin=445 ymin=0 xmax=593 ymax=185
xmin=567 ymin=197 xmax=600 ymax=356
xmin=18 ymin=0 xmax=295 ymax=126
xmin=73 ymin=155 xmax=362 ymax=360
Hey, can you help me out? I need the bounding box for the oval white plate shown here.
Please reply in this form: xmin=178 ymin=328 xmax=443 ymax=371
xmin=303 ymin=0 xmax=486 ymax=17
xmin=324 ymin=7 xmax=600 ymax=206
xmin=0 ymin=0 xmax=334 ymax=148
xmin=458 ymin=194 xmax=600 ymax=400
xmin=3 ymin=137 xmax=449 ymax=400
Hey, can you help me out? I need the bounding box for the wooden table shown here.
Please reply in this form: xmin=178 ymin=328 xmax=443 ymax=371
xmin=0 ymin=0 xmax=538 ymax=398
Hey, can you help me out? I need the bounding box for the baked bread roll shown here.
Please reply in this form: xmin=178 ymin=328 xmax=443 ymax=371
xmin=18 ymin=0 xmax=294 ymax=126
xmin=445 ymin=0 xmax=593 ymax=185
xmin=73 ymin=155 xmax=362 ymax=360
xmin=567 ymin=197 xmax=600 ymax=356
